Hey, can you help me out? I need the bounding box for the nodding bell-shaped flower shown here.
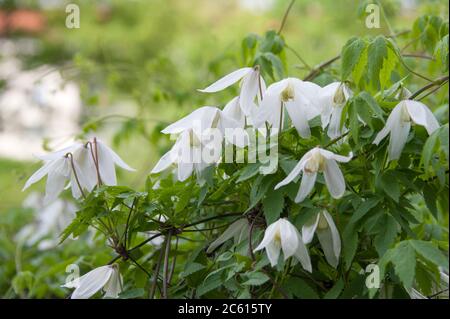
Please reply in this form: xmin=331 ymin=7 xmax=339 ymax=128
xmin=254 ymin=78 xmax=321 ymax=138
xmin=22 ymin=139 xmax=135 ymax=203
xmin=206 ymin=219 xmax=249 ymax=253
xmin=22 ymin=142 xmax=88 ymax=203
xmin=254 ymin=218 xmax=312 ymax=272
xmin=319 ymin=82 xmax=352 ymax=139
xmin=275 ymin=147 xmax=352 ymax=203
xmin=198 ymin=66 xmax=266 ymax=117
xmin=302 ymin=210 xmax=341 ymax=268
xmin=151 ymin=128 xmax=221 ymax=182
xmin=63 ymin=264 xmax=123 ymax=299
xmin=373 ymin=100 xmax=440 ymax=161
xmin=161 ymin=106 xmax=242 ymax=145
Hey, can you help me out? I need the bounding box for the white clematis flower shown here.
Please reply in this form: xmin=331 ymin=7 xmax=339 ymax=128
xmin=93 ymin=139 xmax=136 ymax=185
xmin=151 ymin=128 xmax=220 ymax=182
xmin=198 ymin=66 xmax=266 ymax=117
xmin=254 ymin=78 xmax=321 ymax=138
xmin=161 ymin=106 xmax=244 ymax=146
xmin=319 ymin=82 xmax=352 ymax=139
xmin=275 ymin=147 xmax=352 ymax=203
xmin=206 ymin=219 xmax=249 ymax=253
xmin=23 ymin=139 xmax=135 ymax=203
xmin=22 ymin=142 xmax=88 ymax=203
xmin=63 ymin=264 xmax=123 ymax=299
xmin=302 ymin=210 xmax=341 ymax=268
xmin=373 ymin=100 xmax=440 ymax=161
xmin=254 ymin=218 xmax=312 ymax=271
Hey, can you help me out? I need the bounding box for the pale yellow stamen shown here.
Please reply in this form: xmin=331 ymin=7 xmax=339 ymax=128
xmin=281 ymin=82 xmax=295 ymax=102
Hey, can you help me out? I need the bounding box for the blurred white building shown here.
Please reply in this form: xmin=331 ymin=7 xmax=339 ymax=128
xmin=0 ymin=39 xmax=82 ymax=160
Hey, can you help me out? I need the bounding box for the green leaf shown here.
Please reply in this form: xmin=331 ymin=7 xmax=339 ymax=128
xmin=181 ymin=262 xmax=205 ymax=278
xmin=343 ymin=224 xmax=358 ymax=270
xmin=262 ymin=189 xmax=284 ymax=224
xmin=379 ymin=46 xmax=398 ymax=89
xmin=389 ymin=241 xmax=416 ymax=290
xmin=283 ymin=277 xmax=319 ymax=299
xmin=410 ymin=240 xmax=449 ymax=271
xmin=349 ymin=197 xmax=381 ymax=224
xmin=323 ymin=278 xmax=345 ymax=299
xmin=242 ymin=272 xmax=270 ymax=286
xmin=341 ymin=37 xmax=367 ymax=80
xmin=119 ymin=288 xmax=145 ymax=299
xmin=374 ymin=214 xmax=398 ymax=255
xmin=379 ymin=170 xmax=400 ymax=202
xmin=367 ymin=36 xmax=388 ymax=90
xmin=197 ymin=272 xmax=223 ymax=296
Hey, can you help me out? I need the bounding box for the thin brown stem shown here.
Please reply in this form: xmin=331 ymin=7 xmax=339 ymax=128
xmin=277 ymin=0 xmax=296 ymax=35
xmin=409 ymin=75 xmax=449 ymax=100
xmin=150 ymin=245 xmax=165 ymax=299
xmin=162 ymin=231 xmax=172 ymax=299
xmin=66 ymin=152 xmax=86 ymax=199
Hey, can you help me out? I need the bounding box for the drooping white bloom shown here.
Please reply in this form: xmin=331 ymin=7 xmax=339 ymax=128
xmin=22 ymin=139 xmax=135 ymax=203
xmin=254 ymin=78 xmax=321 ymax=138
xmin=206 ymin=219 xmax=249 ymax=253
xmin=161 ymin=106 xmax=241 ymax=143
xmin=254 ymin=218 xmax=311 ymax=271
xmin=151 ymin=128 xmax=220 ymax=182
xmin=198 ymin=66 xmax=266 ymax=117
xmin=302 ymin=210 xmax=341 ymax=268
xmin=93 ymin=139 xmax=136 ymax=185
xmin=275 ymin=147 xmax=352 ymax=203
xmin=319 ymin=82 xmax=352 ymax=139
xmin=373 ymin=100 xmax=440 ymax=161
xmin=63 ymin=264 xmax=123 ymax=299
xmin=22 ymin=142 xmax=88 ymax=203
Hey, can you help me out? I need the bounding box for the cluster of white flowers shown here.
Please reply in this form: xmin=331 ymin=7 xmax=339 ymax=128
xmin=22 ymin=65 xmax=441 ymax=298
xmin=187 ymin=66 xmax=440 ymax=270
xmin=23 ymin=137 xmax=135 ymax=204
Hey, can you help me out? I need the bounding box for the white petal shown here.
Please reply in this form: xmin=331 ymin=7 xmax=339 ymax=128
xmin=35 ymin=142 xmax=83 ymax=161
xmin=266 ymin=241 xmax=281 ymax=267
xmin=254 ymin=221 xmax=279 ymax=251
xmin=320 ymin=210 xmax=341 ymax=268
xmin=327 ymin=106 xmax=344 ymax=139
xmin=293 ymin=227 xmax=312 ymax=272
xmin=23 ymin=160 xmax=57 ymax=191
xmin=284 ymin=100 xmax=311 ymax=138
xmin=318 ymin=149 xmax=353 ymax=163
xmin=373 ymin=103 xmax=403 ymax=145
xmin=302 ymin=213 xmax=320 ymax=244
xmin=151 ymin=148 xmax=176 ymax=174
xmin=323 ymin=159 xmax=346 ymax=199
xmin=177 ymin=161 xmax=194 ymax=182
xmin=292 ymin=79 xmax=321 ymax=120
xmin=223 ymin=96 xmax=246 ymax=127
xmin=405 ymin=100 xmax=440 ymax=134
xmin=97 ymin=142 xmax=117 ymax=186
xmin=161 ymin=107 xmax=218 ymax=134
xmin=274 ymin=154 xmax=309 ymax=190
xmin=207 ymin=219 xmax=247 ymax=253
xmin=295 ymin=171 xmax=317 ymax=203
xmin=198 ymin=67 xmax=252 ymax=93
xmin=73 ymin=146 xmax=97 ymax=191
xmin=44 ymin=160 xmax=69 ymax=204
xmin=252 ymin=80 xmax=287 ymax=129
xmin=240 ymin=70 xmax=259 ymax=116
xmin=69 ymin=266 xmax=113 ymax=299
xmin=387 ymin=119 xmax=411 ymax=161
xmin=97 ymin=140 xmax=135 ymax=171
xmin=103 ymin=267 xmax=122 ymax=299
xmin=280 ymin=219 xmax=299 ymax=260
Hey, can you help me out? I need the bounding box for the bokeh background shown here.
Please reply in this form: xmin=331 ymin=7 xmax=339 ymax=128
xmin=0 ymin=0 xmax=448 ymax=297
